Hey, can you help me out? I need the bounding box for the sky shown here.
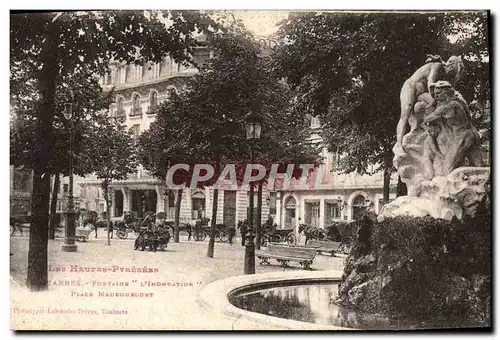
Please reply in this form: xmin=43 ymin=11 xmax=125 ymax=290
xmin=227 ymin=10 xmax=290 ymax=37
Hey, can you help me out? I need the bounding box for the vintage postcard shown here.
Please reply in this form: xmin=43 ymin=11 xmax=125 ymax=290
xmin=10 ymin=9 xmax=491 ymax=331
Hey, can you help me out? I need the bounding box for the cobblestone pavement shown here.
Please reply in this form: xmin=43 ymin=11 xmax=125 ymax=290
xmin=10 ymin=234 xmax=346 ymax=330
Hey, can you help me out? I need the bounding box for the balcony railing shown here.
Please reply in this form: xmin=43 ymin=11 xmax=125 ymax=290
xmin=146 ymin=105 xmax=157 ymax=115
xmin=115 ymin=109 xmax=126 ymax=123
xmin=130 ymin=107 xmax=143 ymax=117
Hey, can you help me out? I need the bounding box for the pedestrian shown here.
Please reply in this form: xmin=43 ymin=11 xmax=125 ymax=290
xmin=238 ymin=220 xmax=248 ymax=246
xmin=108 ymin=222 xmax=113 ymax=239
xmin=227 ymin=225 xmax=235 ymax=245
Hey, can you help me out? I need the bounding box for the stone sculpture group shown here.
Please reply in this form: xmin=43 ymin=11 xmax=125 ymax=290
xmin=379 ymin=55 xmax=489 ymax=221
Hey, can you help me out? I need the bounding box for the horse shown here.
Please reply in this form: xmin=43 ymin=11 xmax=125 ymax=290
xmin=298 ymin=224 xmax=327 ymax=245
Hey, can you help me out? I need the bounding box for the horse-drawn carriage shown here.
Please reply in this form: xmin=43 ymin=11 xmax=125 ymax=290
xmin=75 ymin=224 xmax=94 ymax=242
xmin=133 ymin=223 xmax=171 ymax=252
xmin=260 ymin=226 xmax=297 ymax=247
xmin=298 ymin=224 xmax=355 ymax=255
xmin=237 ymin=219 xmax=297 ymax=247
xmin=114 ymin=211 xmax=163 ymax=239
xmin=176 ymin=218 xmax=231 ymax=243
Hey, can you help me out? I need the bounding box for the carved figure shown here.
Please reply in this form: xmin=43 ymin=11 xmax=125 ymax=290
xmin=383 ymin=56 xmax=488 ymax=222
xmin=397 ymin=55 xmax=464 ymax=154
xmin=423 ymin=81 xmax=484 ymax=176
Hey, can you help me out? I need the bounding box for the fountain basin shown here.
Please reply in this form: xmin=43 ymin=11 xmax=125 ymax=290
xmin=197 ymin=270 xmax=353 ymax=330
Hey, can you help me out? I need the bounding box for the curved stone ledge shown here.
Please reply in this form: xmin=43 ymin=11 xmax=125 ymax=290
xmin=196 ymin=270 xmax=353 ymax=330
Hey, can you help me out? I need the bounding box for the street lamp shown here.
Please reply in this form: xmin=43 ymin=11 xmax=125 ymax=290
xmin=244 ymin=109 xmax=263 ymax=275
xmin=61 ymin=102 xmax=78 ymax=252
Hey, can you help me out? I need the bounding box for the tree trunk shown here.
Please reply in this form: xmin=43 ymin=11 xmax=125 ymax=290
xmin=207 ymin=156 xmax=220 ymax=258
xmin=207 ymin=188 xmax=218 ymax=258
xmin=397 ymin=176 xmax=408 ymax=197
xmin=383 ymin=150 xmax=392 ymax=204
xmin=49 ymin=173 xmax=60 ymax=240
xmin=173 ymin=188 xmax=183 ymax=243
xmin=104 ymin=185 xmax=111 ymax=246
xmin=383 ymin=170 xmax=391 ymax=203
xmin=255 ymin=182 xmax=263 ymax=250
xmin=27 ymin=22 xmax=59 ymax=291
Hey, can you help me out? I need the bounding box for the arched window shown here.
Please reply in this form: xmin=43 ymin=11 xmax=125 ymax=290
xmin=148 ymin=91 xmax=158 ymax=114
xmin=284 ymin=196 xmax=297 ymax=228
xmin=116 ymin=97 xmax=125 ymax=119
xmin=352 ymin=194 xmax=367 ymax=221
xmin=191 ymin=191 xmax=206 ymax=219
xmin=132 ymin=93 xmax=142 ymax=116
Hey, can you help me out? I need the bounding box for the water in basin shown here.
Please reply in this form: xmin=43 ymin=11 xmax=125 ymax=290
xmin=229 ymin=282 xmax=419 ymax=330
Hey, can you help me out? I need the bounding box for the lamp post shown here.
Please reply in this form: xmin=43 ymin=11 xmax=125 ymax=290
xmin=244 ymin=109 xmax=263 ymax=275
xmin=62 ymin=102 xmax=78 ymax=252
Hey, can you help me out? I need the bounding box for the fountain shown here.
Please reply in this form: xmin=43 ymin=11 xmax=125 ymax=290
xmin=336 ymin=55 xmax=491 ymax=328
xmin=197 ymin=55 xmax=490 ymax=330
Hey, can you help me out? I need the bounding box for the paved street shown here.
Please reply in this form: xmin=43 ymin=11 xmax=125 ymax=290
xmin=10 ymin=234 xmax=346 ymax=330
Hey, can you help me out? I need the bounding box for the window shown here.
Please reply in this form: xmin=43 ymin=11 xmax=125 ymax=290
xmin=148 ymin=91 xmax=158 ymax=114
xmin=136 ymin=65 xmax=143 ymax=82
xmin=63 ymin=184 xmax=69 ymax=195
xmin=326 ymin=202 xmax=341 ymax=222
xmin=103 ymin=72 xmax=112 ymax=85
xmin=191 ymin=191 xmax=206 ymax=219
xmin=116 ymin=66 xmax=125 ymax=84
xmin=57 ymin=201 xmax=62 ymax=211
xmin=13 ymin=171 xmax=30 ymax=191
xmin=268 ymin=192 xmax=277 ymax=215
xmin=153 ymin=63 xmax=161 ymax=77
xmin=305 ymin=201 xmax=320 ymax=228
xmin=116 ymin=97 xmax=125 ymax=119
xmin=133 ymin=124 xmax=141 ymax=143
xmin=75 ymin=202 xmax=81 ymax=210
xmin=131 ymin=94 xmax=142 ymax=116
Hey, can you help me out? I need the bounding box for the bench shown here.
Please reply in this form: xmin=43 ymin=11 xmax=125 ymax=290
xmin=306 ymin=239 xmax=342 ymax=256
xmin=255 ymin=243 xmax=317 ymax=270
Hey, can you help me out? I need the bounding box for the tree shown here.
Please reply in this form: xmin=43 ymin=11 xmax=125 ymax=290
xmin=10 ymin=62 xmax=112 ymax=239
xmin=137 ymin=91 xmax=201 ymax=243
xmin=11 ymin=10 xmax=218 ymax=290
xmin=180 ymin=25 xmax=322 ymax=256
xmin=140 ymin=22 xmax=322 ymax=257
xmin=86 ymin=117 xmax=138 ymax=246
xmin=272 ymin=11 xmax=490 ymax=203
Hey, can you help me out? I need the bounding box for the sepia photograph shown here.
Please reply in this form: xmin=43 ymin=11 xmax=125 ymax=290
xmin=9 ymin=9 xmax=491 ymax=331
